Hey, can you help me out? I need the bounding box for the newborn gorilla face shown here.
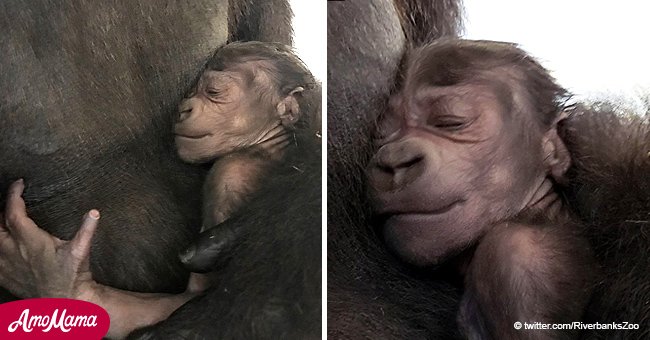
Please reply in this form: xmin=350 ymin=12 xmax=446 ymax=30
xmin=174 ymin=70 xmax=276 ymax=163
xmin=368 ymin=73 xmax=550 ymax=267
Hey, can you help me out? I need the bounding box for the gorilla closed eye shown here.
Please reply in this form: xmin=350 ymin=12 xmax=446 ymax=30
xmin=432 ymin=121 xmax=465 ymax=130
xmin=427 ymin=115 xmax=468 ymax=131
xmin=206 ymin=89 xmax=221 ymax=96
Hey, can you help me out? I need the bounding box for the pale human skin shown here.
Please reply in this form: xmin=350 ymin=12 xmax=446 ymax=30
xmin=0 ymin=54 xmax=305 ymax=339
xmin=0 ymin=180 xmax=200 ymax=339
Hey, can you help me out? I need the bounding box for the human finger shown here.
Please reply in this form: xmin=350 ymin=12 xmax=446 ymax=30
xmin=0 ymin=212 xmax=17 ymax=254
xmin=4 ymin=179 xmax=42 ymax=240
xmin=69 ymin=210 xmax=100 ymax=262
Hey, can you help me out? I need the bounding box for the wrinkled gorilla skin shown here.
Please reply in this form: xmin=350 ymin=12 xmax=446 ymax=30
xmin=327 ymin=1 xmax=649 ymax=339
xmin=1 ymin=1 xmax=320 ymax=338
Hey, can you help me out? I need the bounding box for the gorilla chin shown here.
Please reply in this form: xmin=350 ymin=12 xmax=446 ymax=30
xmin=381 ymin=211 xmax=467 ymax=268
xmin=174 ymin=136 xmax=219 ymax=164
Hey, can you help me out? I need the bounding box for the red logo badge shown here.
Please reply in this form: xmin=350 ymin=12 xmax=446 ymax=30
xmin=0 ymin=298 xmax=110 ymax=339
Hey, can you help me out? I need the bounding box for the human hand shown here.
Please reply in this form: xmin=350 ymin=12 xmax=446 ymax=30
xmin=0 ymin=179 xmax=100 ymax=301
xmin=0 ymin=180 xmax=206 ymax=339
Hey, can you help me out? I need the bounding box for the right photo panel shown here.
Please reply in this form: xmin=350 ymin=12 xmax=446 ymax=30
xmin=327 ymin=1 xmax=650 ymax=339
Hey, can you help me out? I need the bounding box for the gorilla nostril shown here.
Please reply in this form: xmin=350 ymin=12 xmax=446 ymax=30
xmin=376 ymin=163 xmax=394 ymax=174
xmin=371 ymin=142 xmax=427 ymax=191
xmin=398 ymin=155 xmax=423 ymax=170
xmin=383 ymin=154 xmax=423 ymax=173
xmin=375 ymin=142 xmax=424 ymax=169
xmin=370 ymin=152 xmax=425 ymax=192
xmin=178 ymin=108 xmax=192 ymax=121
xmin=391 ymin=155 xmax=423 ymax=187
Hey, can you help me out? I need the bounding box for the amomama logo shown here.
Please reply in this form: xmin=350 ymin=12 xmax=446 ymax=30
xmin=0 ymin=298 xmax=109 ymax=339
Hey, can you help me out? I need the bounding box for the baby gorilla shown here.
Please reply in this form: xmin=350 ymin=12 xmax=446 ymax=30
xmin=174 ymin=41 xmax=313 ymax=230
xmin=367 ymin=39 xmax=597 ymax=339
xmin=0 ymin=41 xmax=318 ymax=339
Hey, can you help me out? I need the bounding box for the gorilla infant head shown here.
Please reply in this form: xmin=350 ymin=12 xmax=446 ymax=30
xmin=174 ymin=41 xmax=313 ymax=163
xmin=368 ymin=39 xmax=572 ymax=267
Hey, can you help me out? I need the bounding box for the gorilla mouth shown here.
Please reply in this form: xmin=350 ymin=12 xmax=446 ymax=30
xmin=175 ymin=133 xmax=211 ymax=140
xmin=377 ymin=200 xmax=463 ymax=224
xmin=375 ymin=199 xmax=463 ymax=216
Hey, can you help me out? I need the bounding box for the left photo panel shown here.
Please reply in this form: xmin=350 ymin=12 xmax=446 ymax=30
xmin=0 ymin=1 xmax=323 ymax=339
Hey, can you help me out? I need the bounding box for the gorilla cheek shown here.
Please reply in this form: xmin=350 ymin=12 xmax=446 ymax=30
xmin=382 ymin=226 xmax=432 ymax=266
xmin=175 ymin=144 xmax=198 ymax=163
xmin=175 ymin=138 xmax=215 ymax=163
xmin=381 ymin=212 xmax=473 ymax=267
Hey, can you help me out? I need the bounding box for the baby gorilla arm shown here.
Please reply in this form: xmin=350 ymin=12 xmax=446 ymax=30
xmin=458 ymin=222 xmax=596 ymax=340
xmin=202 ymin=124 xmax=290 ymax=228
xmin=203 ymin=153 xmax=269 ymax=227
xmin=0 ymin=180 xmax=199 ymax=339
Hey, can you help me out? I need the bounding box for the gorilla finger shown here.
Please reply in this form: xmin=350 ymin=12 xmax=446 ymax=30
xmin=69 ymin=210 xmax=100 ymax=261
xmin=179 ymin=224 xmax=240 ymax=273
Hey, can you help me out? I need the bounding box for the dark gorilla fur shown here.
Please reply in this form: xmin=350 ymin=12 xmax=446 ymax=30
xmin=1 ymin=0 xmax=320 ymax=338
xmin=328 ymin=0 xmax=649 ymax=339
xmin=561 ymin=106 xmax=650 ymax=339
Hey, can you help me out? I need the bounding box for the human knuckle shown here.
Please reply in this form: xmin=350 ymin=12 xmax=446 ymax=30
xmin=6 ymin=212 xmax=22 ymax=225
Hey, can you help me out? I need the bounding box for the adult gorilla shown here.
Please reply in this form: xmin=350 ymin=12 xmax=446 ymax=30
xmin=327 ymin=1 xmax=649 ymax=339
xmin=1 ymin=1 xmax=320 ymax=339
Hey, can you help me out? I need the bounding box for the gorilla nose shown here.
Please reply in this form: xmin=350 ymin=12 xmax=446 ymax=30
xmin=178 ymin=106 xmax=192 ymax=122
xmin=369 ymin=143 xmax=425 ymax=191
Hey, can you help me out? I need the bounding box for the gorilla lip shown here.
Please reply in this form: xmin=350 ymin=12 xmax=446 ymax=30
xmin=174 ymin=133 xmax=211 ymax=140
xmin=377 ymin=200 xmax=462 ymax=220
xmin=382 ymin=202 xmax=460 ymax=229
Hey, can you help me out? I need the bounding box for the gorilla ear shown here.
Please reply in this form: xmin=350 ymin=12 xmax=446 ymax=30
xmin=542 ymin=117 xmax=571 ymax=183
xmin=277 ymin=87 xmax=304 ymax=127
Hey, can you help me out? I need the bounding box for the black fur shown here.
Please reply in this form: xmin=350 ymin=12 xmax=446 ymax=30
xmin=561 ymin=105 xmax=650 ymax=340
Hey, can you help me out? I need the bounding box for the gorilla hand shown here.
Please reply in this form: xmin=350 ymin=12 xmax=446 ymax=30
xmin=179 ymin=222 xmax=241 ymax=273
xmin=0 ymin=179 xmax=98 ymax=300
